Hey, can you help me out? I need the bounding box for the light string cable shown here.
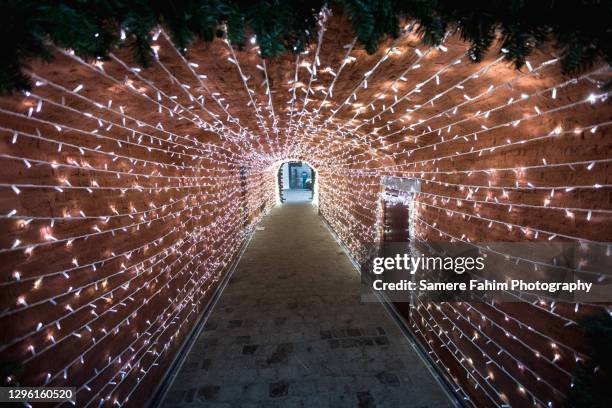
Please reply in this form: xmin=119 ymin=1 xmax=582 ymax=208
xmin=313 ymin=23 xmax=414 ymax=137
xmin=412 ymin=296 xmax=552 ymax=407
xmin=0 ymin=117 xmax=239 ymax=181
xmin=282 ymin=53 xmax=302 ymax=158
xmin=370 ymin=64 xmax=606 ymax=155
xmin=9 ymin=220 xmax=202 ymax=362
xmin=414 ymin=191 xmax=610 ymax=246
xmin=331 ymin=32 xmax=455 ymax=137
xmin=0 ymin=188 xmax=242 ymax=311
xmin=101 ymin=201 xmax=264 ymax=408
xmin=0 ymin=179 xmax=246 ymax=254
xmin=106 ymin=51 xmax=251 ymax=151
xmin=340 ymin=66 xmax=610 ymax=168
xmin=413 ymin=234 xmax=592 ymax=362
xmin=73 ymin=211 xmax=260 ymax=407
xmin=409 ymin=302 xmax=502 ymax=407
xmin=27 ymin=71 xmax=241 ymax=163
xmin=293 ymin=36 xmax=365 ymax=159
xmin=287 ymin=34 xmax=455 ymax=168
xmin=412 ymin=215 xmax=605 ymax=324
xmin=288 ymin=6 xmax=330 ymax=143
xmin=368 ymin=57 xmax=558 ymax=145
xmin=281 ymin=9 xmax=336 ymax=160
xmin=14 ymin=210 xmax=243 ymax=371
xmin=318 ymin=170 xmax=612 ymax=218
xmin=321 ymin=181 xmax=598 ymax=361
xmin=18 ymin=209 xmax=250 ymax=394
xmin=340 ymin=49 xmax=558 ymax=147
xmin=223 ymin=33 xmax=274 ymax=149
xmin=126 ymin=30 xmax=268 ymax=162
xmin=157 ymin=29 xmax=265 ymax=159
xmin=3 ymin=218 xmax=200 ymax=351
xmin=351 ymin=54 xmax=506 ymax=140
xmin=330 ymin=53 xmax=552 ymax=166
xmin=48 ymin=230 xmax=243 ymax=407
xmin=337 ymin=116 xmax=612 ymax=210
xmin=0 ymin=94 xmax=238 ymax=168
xmin=281 ymin=13 xmax=331 ymax=160
xmin=0 ymin=124 xmax=240 ymax=184
xmin=260 ymin=58 xmax=280 ymax=152
xmin=54 ymin=47 xmax=246 ymax=151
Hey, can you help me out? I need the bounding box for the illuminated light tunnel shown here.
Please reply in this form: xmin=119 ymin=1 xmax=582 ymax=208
xmin=0 ymin=4 xmax=611 ymax=408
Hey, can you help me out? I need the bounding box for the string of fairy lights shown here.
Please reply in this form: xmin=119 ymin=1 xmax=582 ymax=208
xmin=0 ymin=9 xmax=609 ymax=408
xmin=324 ymin=58 xmax=605 ymax=166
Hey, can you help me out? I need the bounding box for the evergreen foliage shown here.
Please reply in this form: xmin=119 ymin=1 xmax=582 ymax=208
xmin=0 ymin=1 xmax=610 ymax=93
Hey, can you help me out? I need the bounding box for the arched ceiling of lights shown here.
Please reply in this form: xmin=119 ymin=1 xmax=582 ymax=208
xmin=0 ymin=2 xmax=611 ymax=408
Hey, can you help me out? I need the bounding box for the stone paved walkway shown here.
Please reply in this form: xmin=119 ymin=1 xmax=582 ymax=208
xmin=161 ymin=202 xmax=453 ymax=408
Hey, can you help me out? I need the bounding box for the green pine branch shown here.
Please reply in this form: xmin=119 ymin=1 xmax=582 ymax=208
xmin=0 ymin=0 xmax=610 ymax=93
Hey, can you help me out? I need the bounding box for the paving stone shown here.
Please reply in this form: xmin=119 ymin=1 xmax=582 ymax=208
xmin=347 ymin=328 xmax=361 ymax=337
xmin=357 ymin=391 xmax=377 ymax=408
xmin=329 ymin=393 xmax=357 ymax=408
xmin=269 ymin=381 xmax=289 ymax=398
xmin=228 ymin=320 xmax=243 ymax=328
xmin=215 ymin=384 xmax=243 ymax=402
xmin=332 ymin=329 xmax=347 ymax=338
xmin=328 ymin=339 xmax=340 ymax=349
xmin=374 ymin=336 xmax=390 ymax=346
xmin=237 ymin=368 xmax=259 ymax=382
xmin=184 ymin=388 xmax=196 ymax=403
xmin=267 ymin=343 xmax=293 ymax=364
xmin=242 ymin=344 xmax=259 ymax=355
xmin=278 ymin=365 xmax=299 ymax=380
xmin=200 ymin=358 xmax=211 ymax=370
xmin=401 ymin=374 xmax=414 ymax=385
xmin=181 ymin=362 xmax=199 ymax=373
xmin=197 ymin=385 xmax=220 ymax=401
xmin=340 ymin=338 xmax=359 ymax=348
xmin=289 ymin=379 xmax=316 ymax=396
xmin=164 ymin=389 xmax=185 ymax=404
xmin=203 ymin=338 xmax=219 ymax=347
xmin=385 ymin=359 xmax=405 ymax=370
xmin=361 ymin=338 xmax=375 ymax=346
xmin=256 ymin=367 xmax=277 ymax=380
xmin=376 ymin=372 xmax=400 ymax=387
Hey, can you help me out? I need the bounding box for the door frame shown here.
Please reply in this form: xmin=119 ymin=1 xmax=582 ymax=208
xmin=377 ymin=176 xmax=421 ymax=309
xmin=377 ymin=176 xmax=421 ymax=245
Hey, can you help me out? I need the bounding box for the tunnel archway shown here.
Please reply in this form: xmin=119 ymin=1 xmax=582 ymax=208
xmin=273 ymin=159 xmax=319 ymax=206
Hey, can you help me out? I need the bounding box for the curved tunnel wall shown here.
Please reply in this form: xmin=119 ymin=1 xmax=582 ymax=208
xmin=0 ymin=13 xmax=610 ymax=408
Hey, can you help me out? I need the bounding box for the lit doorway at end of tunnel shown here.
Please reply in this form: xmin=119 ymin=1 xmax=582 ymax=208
xmin=278 ymin=161 xmax=315 ymax=203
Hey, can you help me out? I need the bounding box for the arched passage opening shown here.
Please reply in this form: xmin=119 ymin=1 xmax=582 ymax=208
xmin=273 ymin=159 xmax=319 ymax=206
